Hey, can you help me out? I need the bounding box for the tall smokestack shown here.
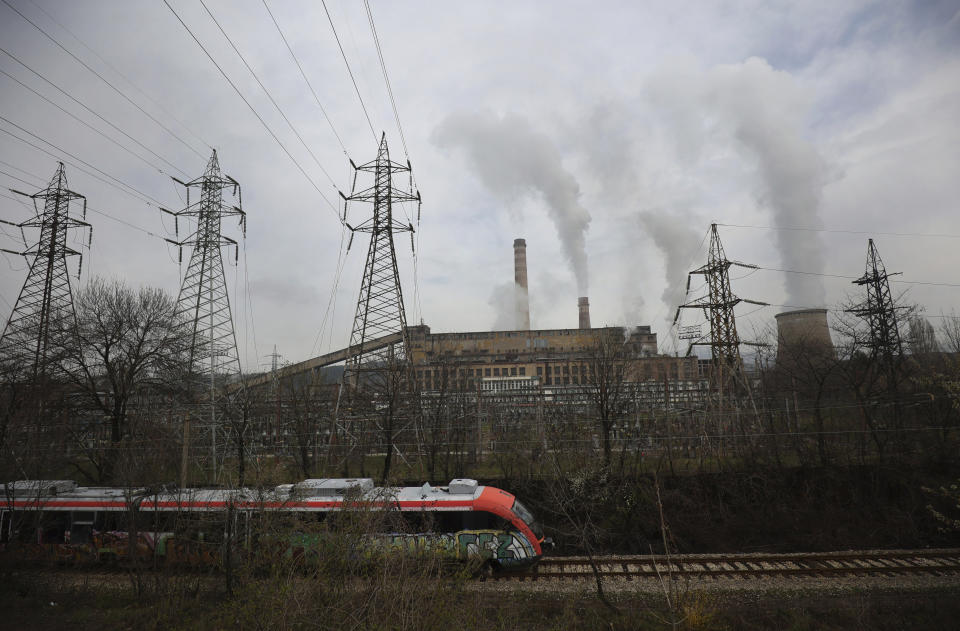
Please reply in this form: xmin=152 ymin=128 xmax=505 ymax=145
xmin=578 ymin=296 xmax=591 ymax=329
xmin=513 ymin=238 xmax=530 ymax=330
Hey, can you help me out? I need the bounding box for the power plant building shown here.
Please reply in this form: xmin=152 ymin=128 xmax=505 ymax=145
xmin=408 ymin=323 xmax=705 ymax=407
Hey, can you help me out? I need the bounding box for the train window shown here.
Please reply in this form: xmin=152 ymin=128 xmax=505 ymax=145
xmin=461 ymin=511 xmax=509 ymax=531
xmin=511 ymin=500 xmax=542 ymax=539
xmin=0 ymin=510 xmax=9 ymax=543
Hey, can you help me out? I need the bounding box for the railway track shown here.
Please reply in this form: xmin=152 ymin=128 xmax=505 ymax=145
xmin=496 ymin=549 xmax=960 ymax=582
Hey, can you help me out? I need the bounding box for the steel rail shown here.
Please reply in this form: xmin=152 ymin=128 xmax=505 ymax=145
xmin=495 ymin=549 xmax=960 ymax=582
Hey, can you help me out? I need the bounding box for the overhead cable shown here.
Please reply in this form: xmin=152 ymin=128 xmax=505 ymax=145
xmin=24 ymin=0 xmax=213 ymax=153
xmin=260 ymin=0 xmax=350 ymax=157
xmin=0 ymin=116 xmax=167 ymax=208
xmin=0 ymin=60 xmax=188 ymax=181
xmin=716 ymin=222 xmax=960 ymax=239
xmin=198 ymin=0 xmax=340 ymax=189
xmin=363 ymin=0 xmax=408 ymax=158
xmin=0 ymin=0 xmax=206 ymax=160
xmin=320 ymin=0 xmax=378 ymax=143
xmin=161 ymin=0 xmax=340 ymax=219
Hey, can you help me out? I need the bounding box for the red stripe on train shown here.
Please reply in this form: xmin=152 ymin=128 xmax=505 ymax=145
xmin=7 ymin=500 xmax=477 ymax=510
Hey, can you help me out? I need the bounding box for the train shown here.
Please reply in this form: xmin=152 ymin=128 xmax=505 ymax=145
xmin=0 ymin=477 xmax=546 ymax=572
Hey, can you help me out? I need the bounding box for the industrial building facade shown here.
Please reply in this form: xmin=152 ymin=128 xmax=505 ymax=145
xmin=406 ymin=324 xmax=706 ymax=407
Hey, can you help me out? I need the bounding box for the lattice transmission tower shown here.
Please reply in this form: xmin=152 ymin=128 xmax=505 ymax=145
xmin=846 ymin=239 xmax=903 ymax=360
xmin=162 ymin=150 xmax=245 ymax=476
xmin=674 ymin=224 xmax=766 ymax=402
xmin=334 ymin=133 xmax=420 ymax=464
xmin=0 ymin=163 xmax=90 ymax=383
xmin=339 ymin=133 xmax=419 ymax=393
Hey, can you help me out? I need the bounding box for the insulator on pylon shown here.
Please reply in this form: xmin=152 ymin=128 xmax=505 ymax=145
xmin=347 ymin=231 xmax=354 ymax=252
xmin=410 ymin=232 xmax=414 ymax=254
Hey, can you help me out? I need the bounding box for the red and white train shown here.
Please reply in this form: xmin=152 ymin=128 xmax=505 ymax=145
xmin=1 ymin=478 xmax=545 ymax=571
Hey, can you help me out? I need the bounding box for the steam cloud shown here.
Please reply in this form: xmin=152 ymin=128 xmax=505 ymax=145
xmin=638 ymin=210 xmax=702 ymax=323
xmin=434 ymin=111 xmax=591 ymax=295
xmin=487 ymin=282 xmax=528 ymax=331
xmin=646 ymin=57 xmax=828 ymax=306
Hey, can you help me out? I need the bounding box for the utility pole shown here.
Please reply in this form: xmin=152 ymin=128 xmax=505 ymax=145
xmin=0 ymin=163 xmax=90 ymax=384
xmin=846 ymin=239 xmax=903 ymax=360
xmin=674 ymin=224 xmax=766 ymax=413
xmin=162 ymin=150 xmax=246 ymax=482
xmin=846 ymin=238 xmax=906 ymax=441
xmin=268 ymin=345 xmax=282 ymax=449
xmin=334 ymin=133 xmax=420 ymax=478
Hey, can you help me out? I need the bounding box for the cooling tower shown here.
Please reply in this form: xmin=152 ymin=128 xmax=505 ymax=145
xmin=775 ymin=309 xmax=835 ymax=365
xmin=578 ymin=297 xmax=591 ymax=329
xmin=513 ymin=238 xmax=530 ymax=330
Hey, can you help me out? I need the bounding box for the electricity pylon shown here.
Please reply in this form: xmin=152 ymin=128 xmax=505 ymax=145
xmin=339 ymin=133 xmax=419 ymax=395
xmin=334 ymin=133 xmax=420 ymax=476
xmin=674 ymin=223 xmax=766 ymax=403
xmin=846 ymin=239 xmax=903 ymax=360
xmin=0 ymin=163 xmax=90 ymax=383
xmin=162 ymin=150 xmax=245 ymax=479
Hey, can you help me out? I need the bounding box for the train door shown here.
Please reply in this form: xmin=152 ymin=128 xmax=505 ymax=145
xmin=0 ymin=509 xmax=9 ymax=544
xmin=70 ymin=511 xmax=95 ymax=544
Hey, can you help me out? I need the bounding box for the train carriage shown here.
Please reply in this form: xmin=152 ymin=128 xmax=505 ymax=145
xmin=0 ymin=478 xmax=545 ymax=572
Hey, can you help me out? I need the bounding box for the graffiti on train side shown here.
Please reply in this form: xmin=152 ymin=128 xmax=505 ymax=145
xmin=383 ymin=529 xmax=534 ymax=563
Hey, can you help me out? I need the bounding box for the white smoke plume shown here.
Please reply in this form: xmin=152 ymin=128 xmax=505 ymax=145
xmin=433 ymin=110 xmax=592 ymax=295
xmin=487 ymin=282 xmax=530 ymax=331
xmin=646 ymin=57 xmax=828 ymax=306
xmin=638 ymin=210 xmax=703 ymax=323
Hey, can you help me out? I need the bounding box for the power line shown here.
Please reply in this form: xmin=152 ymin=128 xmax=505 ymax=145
xmin=320 ymin=0 xmax=378 ymax=143
xmin=363 ymin=0 xmax=408 ymax=158
xmin=756 ymin=265 xmax=960 ymax=288
xmin=161 ymin=0 xmax=340 ymax=220
xmin=198 ymin=0 xmax=339 ymax=190
xmin=0 ymin=166 xmax=168 ymax=241
xmin=0 ymin=0 xmax=206 ymax=160
xmin=260 ymin=0 xmax=349 ymax=157
xmin=716 ymin=222 xmax=960 ymax=239
xmin=0 ymin=47 xmax=190 ymax=179
xmin=0 ymin=158 xmax=42 ymax=186
xmin=23 ymin=0 xmax=213 ymax=154
xmin=0 ymin=116 xmax=168 ymax=209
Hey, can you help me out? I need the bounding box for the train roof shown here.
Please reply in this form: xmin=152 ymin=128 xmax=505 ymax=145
xmin=2 ymin=478 xmax=495 ymax=510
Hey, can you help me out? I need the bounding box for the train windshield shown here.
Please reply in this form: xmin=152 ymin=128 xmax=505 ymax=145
xmin=511 ymin=499 xmax=542 ymax=539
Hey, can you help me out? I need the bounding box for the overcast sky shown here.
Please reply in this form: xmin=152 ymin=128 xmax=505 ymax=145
xmin=1 ymin=0 xmax=958 ymax=371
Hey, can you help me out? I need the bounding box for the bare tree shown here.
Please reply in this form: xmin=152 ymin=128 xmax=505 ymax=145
xmin=65 ymin=277 xmax=182 ymax=482
xmin=908 ymin=316 xmax=939 ymax=354
xmin=583 ymin=329 xmax=632 ymax=466
xmin=937 ymin=312 xmax=960 ymax=354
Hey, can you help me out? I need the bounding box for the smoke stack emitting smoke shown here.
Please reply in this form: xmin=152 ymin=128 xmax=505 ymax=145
xmin=434 ymin=111 xmax=591 ymax=295
xmin=514 ymin=238 xmax=530 ymax=329
xmin=578 ymin=297 xmax=591 ymax=329
xmin=644 ymin=57 xmax=828 ymax=308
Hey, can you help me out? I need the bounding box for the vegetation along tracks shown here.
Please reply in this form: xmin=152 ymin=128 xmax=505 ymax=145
xmin=495 ymin=549 xmax=960 ymax=582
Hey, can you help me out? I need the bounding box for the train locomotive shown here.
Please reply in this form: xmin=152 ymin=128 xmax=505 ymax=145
xmin=0 ymin=477 xmax=545 ymax=572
